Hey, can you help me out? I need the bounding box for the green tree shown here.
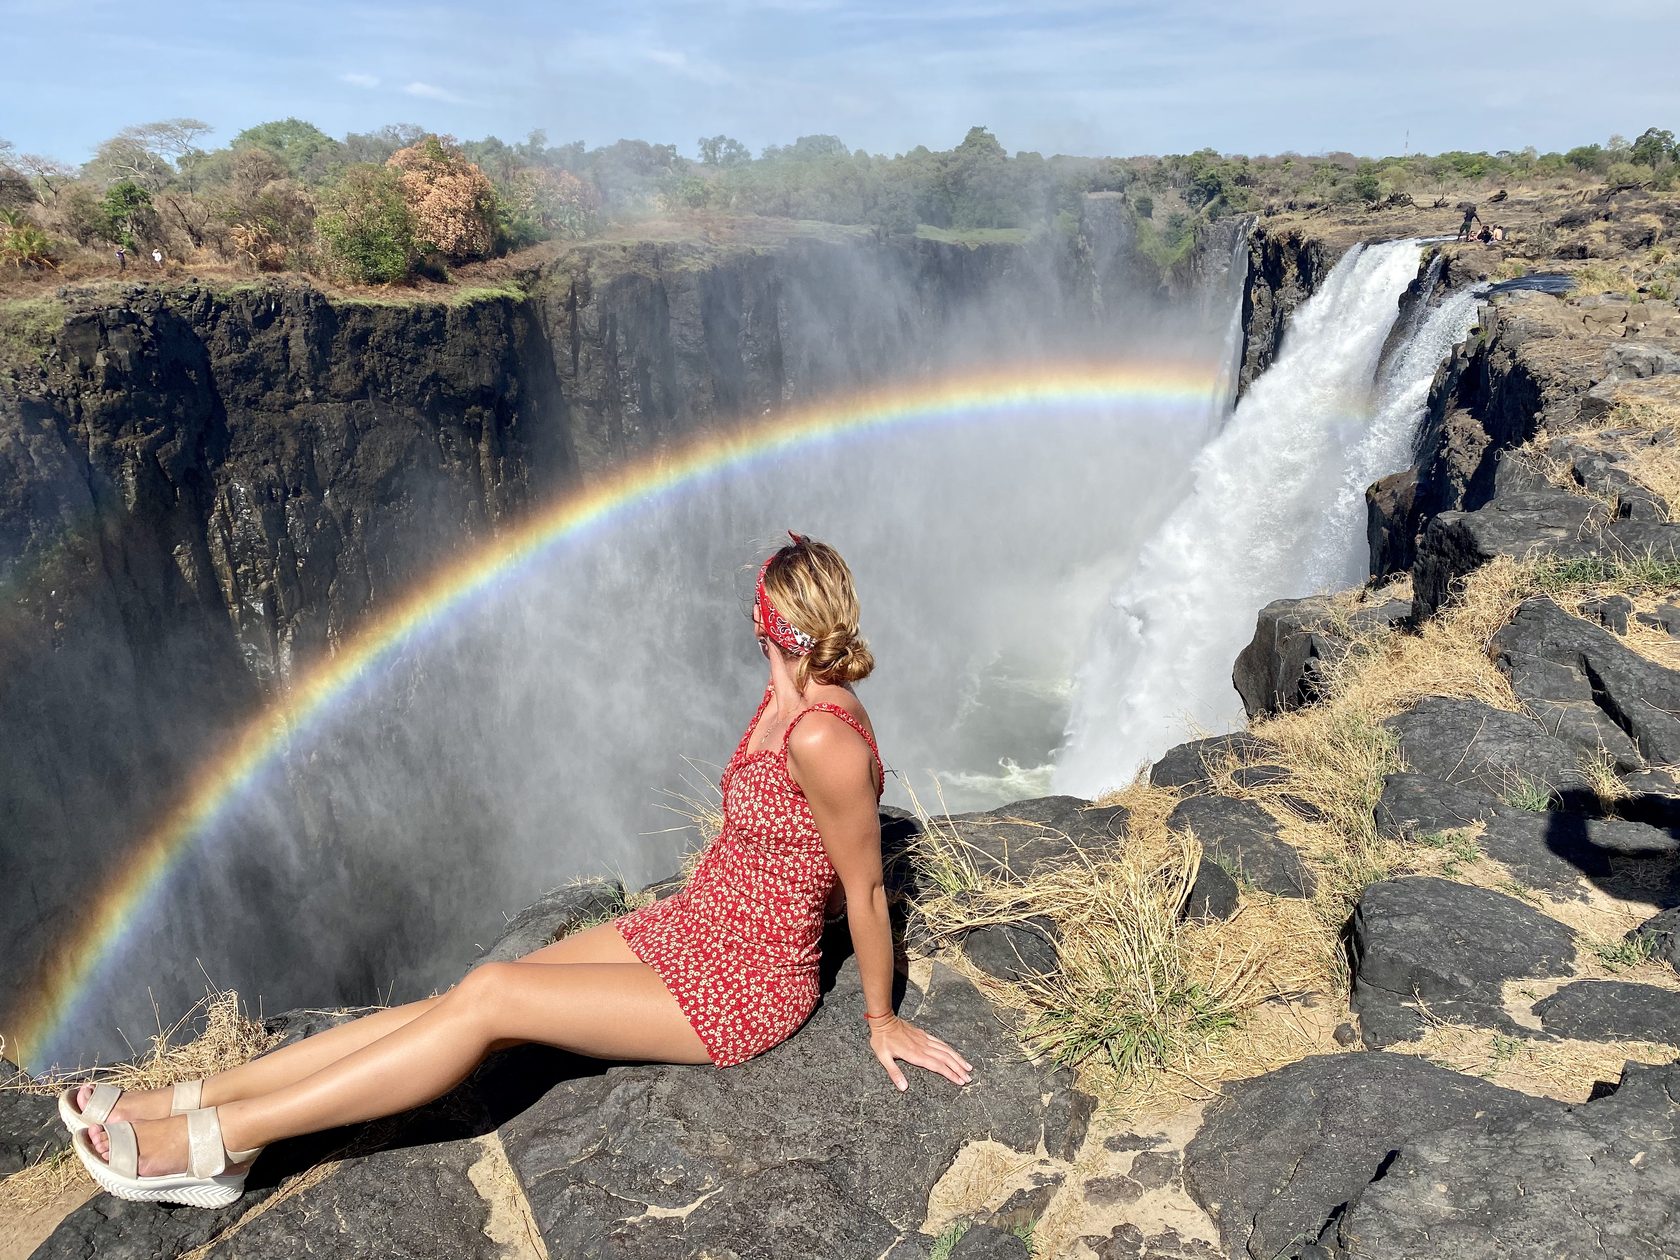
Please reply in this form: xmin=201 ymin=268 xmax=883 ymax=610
xmin=1631 ymin=127 xmax=1676 ymax=168
xmin=98 ymin=180 xmax=159 ymax=246
xmin=233 ymin=118 xmax=341 ymax=181
xmin=1564 ymin=143 xmax=1608 ymax=173
xmin=317 ymin=165 xmax=418 ymax=283
xmin=697 ymin=135 xmax=750 ymax=167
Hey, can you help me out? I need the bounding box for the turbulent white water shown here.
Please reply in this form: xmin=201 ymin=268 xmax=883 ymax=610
xmin=1054 ymin=240 xmax=1481 ymax=796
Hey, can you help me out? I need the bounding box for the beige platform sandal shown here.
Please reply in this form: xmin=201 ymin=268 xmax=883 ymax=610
xmin=72 ymin=1106 xmax=260 ymax=1208
xmin=57 ymin=1078 xmax=206 ymax=1136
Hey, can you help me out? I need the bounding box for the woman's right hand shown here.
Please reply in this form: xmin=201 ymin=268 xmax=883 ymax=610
xmin=868 ymin=1016 xmax=973 ymax=1091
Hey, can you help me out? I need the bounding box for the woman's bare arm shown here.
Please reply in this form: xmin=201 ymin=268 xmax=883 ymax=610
xmin=790 ymin=716 xmax=972 ymax=1090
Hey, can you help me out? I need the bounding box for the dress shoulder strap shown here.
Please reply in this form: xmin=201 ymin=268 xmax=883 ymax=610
xmin=782 ymin=704 xmax=885 ymax=797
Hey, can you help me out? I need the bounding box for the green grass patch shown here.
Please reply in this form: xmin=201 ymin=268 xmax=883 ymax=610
xmin=1593 ymin=935 xmax=1655 ymax=970
xmin=1500 ymin=775 xmax=1555 ymax=813
xmin=929 ymin=1221 xmax=970 ymax=1260
xmin=1416 ymin=828 xmax=1483 ymax=875
xmin=915 ymin=224 xmax=1031 ymax=246
xmin=1528 ymin=553 xmax=1680 ymax=598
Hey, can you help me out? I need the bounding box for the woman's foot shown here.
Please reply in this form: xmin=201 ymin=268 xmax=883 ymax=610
xmin=73 ymin=1082 xmax=176 ymax=1126
xmin=85 ymin=1115 xmax=255 ymax=1178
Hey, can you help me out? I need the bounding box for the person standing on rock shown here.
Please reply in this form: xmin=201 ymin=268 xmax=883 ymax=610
xmin=62 ymin=532 xmax=973 ymax=1209
xmin=114 ymin=244 xmax=125 ymax=272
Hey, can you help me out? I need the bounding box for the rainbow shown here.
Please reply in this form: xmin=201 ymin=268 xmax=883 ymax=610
xmin=6 ymin=359 xmax=1223 ymax=1070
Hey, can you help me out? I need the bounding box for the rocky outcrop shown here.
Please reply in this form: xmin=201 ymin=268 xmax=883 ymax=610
xmin=1350 ymin=876 xmax=1579 ymax=1046
xmin=1238 ymin=228 xmax=1338 ymax=393
xmin=1183 ymin=1052 xmax=1548 ymax=1260
xmin=1232 ymin=594 xmax=1410 ymax=718
xmin=1336 ymin=1061 xmax=1680 ymax=1259
xmin=1166 ymin=795 xmax=1316 ymax=897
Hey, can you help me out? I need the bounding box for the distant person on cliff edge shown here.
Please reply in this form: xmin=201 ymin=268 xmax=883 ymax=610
xmin=151 ymin=248 xmax=163 ymax=268
xmin=61 ymin=533 xmax=973 ymax=1209
xmin=114 ymin=244 xmax=125 ymax=272
xmin=1457 ymin=206 xmax=1480 ymax=241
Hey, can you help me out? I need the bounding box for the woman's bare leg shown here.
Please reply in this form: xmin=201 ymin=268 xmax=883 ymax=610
xmin=87 ymin=952 xmax=706 ymax=1176
xmin=78 ymin=920 xmax=644 ymax=1124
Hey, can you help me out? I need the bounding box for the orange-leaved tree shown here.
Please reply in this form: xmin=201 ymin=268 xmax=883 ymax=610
xmin=386 ymin=135 xmax=497 ymax=262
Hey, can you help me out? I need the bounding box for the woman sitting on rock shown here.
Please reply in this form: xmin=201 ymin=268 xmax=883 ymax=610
xmin=64 ymin=532 xmax=973 ymax=1208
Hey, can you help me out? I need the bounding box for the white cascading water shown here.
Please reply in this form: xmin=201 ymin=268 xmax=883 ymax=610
xmin=1054 ymin=240 xmax=1481 ymax=796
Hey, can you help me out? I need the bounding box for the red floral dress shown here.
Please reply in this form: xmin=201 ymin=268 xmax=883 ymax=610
xmin=615 ymin=686 xmax=884 ymax=1067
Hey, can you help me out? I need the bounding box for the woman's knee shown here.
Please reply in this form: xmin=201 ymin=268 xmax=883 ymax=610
xmin=445 ymin=962 xmax=519 ymax=1028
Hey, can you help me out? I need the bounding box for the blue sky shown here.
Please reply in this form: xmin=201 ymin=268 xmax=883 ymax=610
xmin=5 ymin=0 xmax=1678 ymax=163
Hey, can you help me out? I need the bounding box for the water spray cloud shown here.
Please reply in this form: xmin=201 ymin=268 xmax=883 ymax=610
xmin=7 ymin=358 xmax=1224 ymax=1070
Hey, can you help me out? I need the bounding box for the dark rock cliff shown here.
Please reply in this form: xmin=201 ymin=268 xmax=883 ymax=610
xmin=1237 ymin=226 xmax=1339 ymax=394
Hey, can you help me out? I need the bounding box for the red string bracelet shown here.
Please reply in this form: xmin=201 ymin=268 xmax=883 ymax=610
xmin=863 ymin=1010 xmax=894 ymax=1021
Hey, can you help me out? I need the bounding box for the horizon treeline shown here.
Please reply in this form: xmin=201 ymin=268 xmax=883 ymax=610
xmin=2 ymin=120 xmax=1676 ymax=285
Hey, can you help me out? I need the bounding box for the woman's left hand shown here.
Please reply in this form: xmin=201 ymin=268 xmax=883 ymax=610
xmin=869 ymin=1016 xmax=973 ymax=1090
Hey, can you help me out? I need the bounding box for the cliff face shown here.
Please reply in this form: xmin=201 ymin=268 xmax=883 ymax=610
xmin=0 ymin=223 xmax=1236 ymax=1048
xmin=1237 ymin=226 xmax=1340 ymax=394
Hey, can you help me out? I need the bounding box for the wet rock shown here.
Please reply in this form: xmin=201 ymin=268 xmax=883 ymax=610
xmin=1350 ymin=876 xmax=1578 ymax=1046
xmin=1149 ymin=733 xmax=1273 ymax=793
xmin=1629 ymin=907 xmax=1680 ymax=973
xmin=471 ymin=879 xmax=628 ymax=965
xmin=497 ymin=959 xmax=1091 ymax=1258
xmin=1385 ymin=695 xmax=1591 ymax=806
xmin=960 ymin=916 xmax=1059 ymax=982
xmin=1337 ymin=1060 xmax=1680 ymax=1258
xmin=0 ymin=1060 xmax=64 ymax=1177
xmin=1532 ymin=980 xmax=1680 ymax=1043
xmin=941 ymin=796 xmax=1129 ymax=879
xmin=1184 ymin=860 xmax=1241 ymax=922
xmin=1492 ymin=597 xmax=1680 ymax=768
xmin=1182 ymin=1052 xmax=1547 ymax=1260
xmin=1167 ymin=796 xmax=1316 ymax=897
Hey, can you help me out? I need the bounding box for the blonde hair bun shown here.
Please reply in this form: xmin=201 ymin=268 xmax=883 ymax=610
xmin=759 ymin=536 xmax=874 ymax=689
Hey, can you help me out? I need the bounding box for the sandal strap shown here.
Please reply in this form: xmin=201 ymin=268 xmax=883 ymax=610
xmin=82 ymin=1082 xmax=122 ymax=1124
xmin=185 ymin=1108 xmax=228 ymax=1179
xmin=104 ymin=1121 xmax=139 ymax=1178
xmin=170 ymin=1079 xmax=203 ymax=1113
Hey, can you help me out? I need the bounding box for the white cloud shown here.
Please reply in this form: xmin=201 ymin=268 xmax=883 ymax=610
xmin=339 ymin=71 xmax=380 ymax=88
xmin=404 ymin=80 xmax=470 ymax=104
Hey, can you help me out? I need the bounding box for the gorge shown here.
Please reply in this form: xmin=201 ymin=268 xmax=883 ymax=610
xmin=7 ymin=185 xmax=1680 ymax=1260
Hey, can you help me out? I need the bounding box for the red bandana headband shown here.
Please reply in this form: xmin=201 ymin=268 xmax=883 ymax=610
xmin=756 ymin=532 xmax=816 ymax=657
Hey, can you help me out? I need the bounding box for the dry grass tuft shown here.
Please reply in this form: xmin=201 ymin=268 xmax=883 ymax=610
xmin=5 ymin=988 xmax=278 ymax=1099
xmin=1398 ymin=1013 xmax=1677 ymax=1103
xmin=0 ymin=987 xmax=277 ymax=1223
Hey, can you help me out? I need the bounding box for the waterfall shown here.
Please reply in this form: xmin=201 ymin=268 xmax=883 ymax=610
xmin=1053 ymin=240 xmax=1480 ymax=796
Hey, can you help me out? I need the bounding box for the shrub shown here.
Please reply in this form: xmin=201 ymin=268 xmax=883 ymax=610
xmin=0 ymin=208 xmax=57 ymax=269
xmin=386 ymin=135 xmax=497 ymax=261
xmin=317 ymin=165 xmax=419 ymax=283
xmin=97 ymin=179 xmax=159 ymax=247
xmin=495 ymin=166 xmax=598 ymax=249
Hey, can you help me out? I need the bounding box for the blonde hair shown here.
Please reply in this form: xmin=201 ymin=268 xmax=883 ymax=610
xmin=760 ymin=535 xmax=875 ymax=691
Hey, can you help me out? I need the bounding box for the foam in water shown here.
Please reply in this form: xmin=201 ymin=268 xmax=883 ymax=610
xmin=1054 ymin=240 xmax=1478 ymax=796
